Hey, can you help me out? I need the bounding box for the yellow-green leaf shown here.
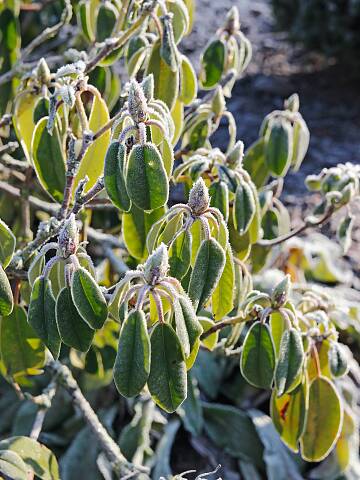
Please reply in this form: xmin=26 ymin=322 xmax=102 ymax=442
xmin=31 ymin=117 xmax=66 ymax=202
xmin=146 ymin=40 xmax=179 ymax=110
xmin=74 ymin=89 xmax=110 ymax=195
xmin=179 ymin=56 xmax=197 ymax=105
xmin=300 ymin=376 xmax=343 ymax=462
xmin=13 ymin=92 xmax=38 ymax=164
xmin=212 ymin=244 xmax=234 ymax=320
xmin=0 ymin=305 xmax=45 ymax=378
xmin=271 ymin=378 xmax=308 ymax=452
xmin=0 ymin=218 xmax=16 ymax=268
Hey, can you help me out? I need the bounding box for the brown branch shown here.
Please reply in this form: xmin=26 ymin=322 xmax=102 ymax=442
xmin=256 ymin=207 xmax=335 ymax=247
xmin=48 ymin=360 xmax=150 ymax=478
xmin=200 ymin=315 xmax=245 ymax=341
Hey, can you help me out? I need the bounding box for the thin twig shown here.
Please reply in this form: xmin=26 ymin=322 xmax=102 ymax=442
xmin=257 ymin=207 xmax=335 ymax=247
xmin=200 ymin=315 xmax=246 ymax=341
xmin=0 ymin=153 xmax=28 ymax=171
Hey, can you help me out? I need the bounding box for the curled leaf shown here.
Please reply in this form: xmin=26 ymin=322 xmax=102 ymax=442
xmin=188 ymin=238 xmax=226 ymax=312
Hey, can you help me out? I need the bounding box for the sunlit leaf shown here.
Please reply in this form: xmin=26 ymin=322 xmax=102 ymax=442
xmin=300 ymin=376 xmax=343 ymax=462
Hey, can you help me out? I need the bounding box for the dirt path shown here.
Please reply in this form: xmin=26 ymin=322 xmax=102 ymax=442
xmin=182 ymin=0 xmax=360 ymax=271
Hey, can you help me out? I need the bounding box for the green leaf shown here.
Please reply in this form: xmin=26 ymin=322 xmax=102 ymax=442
xmin=202 ymin=403 xmax=264 ymax=467
xmin=233 ymin=179 xmax=256 ymax=235
xmin=265 ymin=119 xmax=293 ymax=177
xmin=77 ymin=0 xmax=95 ymax=42
xmin=152 ymin=420 xmax=180 ymax=479
xmin=170 ymin=98 xmax=184 ymax=146
xmin=47 ymin=257 xmax=66 ymax=299
xmin=179 ymin=56 xmax=197 ymax=105
xmin=33 ymin=97 xmax=50 ymax=124
xmin=71 ymin=267 xmax=108 ymax=329
xmin=104 ymin=141 xmax=131 ymax=212
xmin=60 ymin=426 xmax=102 ymax=480
xmin=96 ymin=2 xmax=117 ymax=42
xmin=74 ymin=89 xmax=110 ymax=196
xmin=126 ymin=143 xmax=169 ymax=211
xmin=249 ymin=409 xmax=304 ymax=480
xmin=174 ymin=295 xmax=203 ymax=361
xmin=271 ymin=378 xmax=307 ymax=452
xmin=0 ymin=450 xmax=28 ymax=480
xmin=328 ymin=342 xmax=348 ymax=378
xmin=119 ymin=400 xmax=154 ymax=463
xmin=119 ymin=399 xmax=156 ymax=465
xmin=160 ymin=14 xmax=180 ymax=71
xmin=243 ymin=138 xmax=269 ymax=188
xmin=275 ymin=328 xmax=304 ymax=396
xmin=169 ymin=0 xmax=189 ymax=43
xmin=123 ymin=204 xmax=165 ymax=261
xmin=169 ymin=229 xmax=191 ymax=280
xmin=31 ymin=117 xmax=66 ymax=202
xmin=56 ymin=286 xmax=95 ymax=352
xmin=300 ymin=376 xmax=343 ymax=462
xmin=212 ymin=244 xmax=235 ymax=320
xmin=28 ymin=276 xmax=61 ymax=359
xmin=13 ymin=92 xmax=38 ymax=164
xmin=146 ymin=41 xmax=179 ymax=110
xmin=209 ymin=181 xmax=229 ymax=221
xmin=179 ymin=373 xmax=203 ymax=436
xmin=307 ymin=339 xmax=332 ymax=381
xmin=185 ymin=119 xmax=210 ymax=150
xmin=270 ymin=311 xmax=287 ymax=356
xmin=188 ymin=238 xmax=226 ymax=312
xmin=28 ymin=251 xmax=45 ymax=287
xmin=291 ymin=116 xmax=310 ymax=171
xmin=200 ymin=39 xmax=226 ymax=89
xmin=148 ymin=323 xmax=187 ymax=413
xmin=0 ymin=264 xmax=13 ymax=316
xmin=240 ymin=321 xmax=276 ymax=389
xmin=0 ymin=436 xmax=59 ymax=480
xmin=113 ymin=310 xmax=150 ymax=397
xmin=337 ymin=212 xmax=354 ymax=255
xmin=0 ymin=218 xmax=16 ymax=268
xmin=159 ymin=137 xmax=174 ymax=177
xmin=0 ymin=9 xmax=20 ymax=116
xmin=0 ymin=305 xmax=45 ymax=378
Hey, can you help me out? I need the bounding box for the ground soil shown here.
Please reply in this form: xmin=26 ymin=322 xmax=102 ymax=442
xmin=181 ymin=0 xmax=360 ymax=278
